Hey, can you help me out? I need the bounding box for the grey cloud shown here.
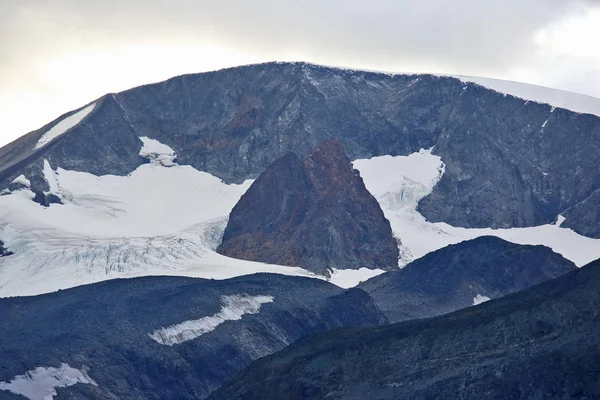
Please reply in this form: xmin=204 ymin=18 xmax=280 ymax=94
xmin=1 ymin=0 xmax=599 ymax=146
xmin=0 ymin=0 xmax=587 ymax=77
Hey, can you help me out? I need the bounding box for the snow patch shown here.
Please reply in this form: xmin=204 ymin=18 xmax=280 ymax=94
xmin=353 ymin=152 xmax=600 ymax=268
xmin=473 ymin=294 xmax=491 ymax=305
xmin=0 ymin=364 xmax=97 ymax=400
xmin=328 ymin=268 xmax=386 ymax=288
xmin=43 ymin=160 xmax=59 ymax=194
xmin=139 ymin=136 xmax=177 ymax=167
xmin=149 ymin=294 xmax=274 ymax=346
xmin=11 ymin=175 xmax=30 ymax=187
xmin=35 ymin=104 xmax=96 ymax=149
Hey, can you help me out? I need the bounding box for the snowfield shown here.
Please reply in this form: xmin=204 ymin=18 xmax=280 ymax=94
xmin=0 ymin=364 xmax=97 ymax=400
xmin=353 ymin=150 xmax=600 ymax=268
xmin=1 ymin=138 xmax=599 ymax=298
xmin=149 ymin=294 xmax=274 ymax=346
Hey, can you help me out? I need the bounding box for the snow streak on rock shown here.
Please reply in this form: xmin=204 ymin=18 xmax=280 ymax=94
xmin=149 ymin=294 xmax=274 ymax=346
xmin=0 ymin=363 xmax=97 ymax=400
xmin=35 ymin=103 xmax=96 ymax=149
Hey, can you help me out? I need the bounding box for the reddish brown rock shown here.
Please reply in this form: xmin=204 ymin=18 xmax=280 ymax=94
xmin=217 ymin=139 xmax=399 ymax=276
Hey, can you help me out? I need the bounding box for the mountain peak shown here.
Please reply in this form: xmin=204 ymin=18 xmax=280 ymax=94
xmin=217 ymin=140 xmax=399 ymax=275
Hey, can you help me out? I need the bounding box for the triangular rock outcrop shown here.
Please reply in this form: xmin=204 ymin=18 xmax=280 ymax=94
xmin=217 ymin=139 xmax=399 ymax=275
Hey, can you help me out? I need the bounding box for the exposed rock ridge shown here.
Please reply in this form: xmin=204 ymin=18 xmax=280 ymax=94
xmin=218 ymin=139 xmax=399 ymax=275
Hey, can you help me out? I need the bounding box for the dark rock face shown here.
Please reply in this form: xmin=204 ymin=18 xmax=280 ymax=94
xmin=32 ymin=190 xmax=63 ymax=207
xmin=0 ymin=95 xmax=145 ymax=194
xmin=359 ymin=236 xmax=576 ymax=322
xmin=217 ymin=139 xmax=399 ymax=275
xmin=0 ymin=240 xmax=12 ymax=257
xmin=0 ymin=274 xmax=386 ymax=400
xmin=562 ymin=189 xmax=600 ymax=237
xmin=210 ymin=259 xmax=600 ymax=400
xmin=1 ymin=62 xmax=599 ymax=237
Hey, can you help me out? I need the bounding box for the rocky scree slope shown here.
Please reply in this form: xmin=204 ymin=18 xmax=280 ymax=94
xmin=0 ymin=63 xmax=599 ymax=237
xmin=210 ymin=258 xmax=600 ymax=400
xmin=217 ymin=139 xmax=399 ymax=275
xmin=359 ymin=236 xmax=576 ymax=323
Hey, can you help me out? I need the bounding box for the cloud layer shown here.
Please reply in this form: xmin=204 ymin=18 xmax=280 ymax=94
xmin=1 ymin=0 xmax=599 ymax=145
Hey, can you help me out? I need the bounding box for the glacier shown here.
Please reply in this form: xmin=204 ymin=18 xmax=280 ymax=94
xmin=1 ymin=138 xmax=599 ymax=298
xmin=353 ymin=150 xmax=600 ymax=268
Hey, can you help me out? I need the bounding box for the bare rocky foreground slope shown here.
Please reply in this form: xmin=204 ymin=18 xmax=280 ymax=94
xmin=0 ymin=274 xmax=386 ymax=400
xmin=210 ymin=257 xmax=600 ymax=400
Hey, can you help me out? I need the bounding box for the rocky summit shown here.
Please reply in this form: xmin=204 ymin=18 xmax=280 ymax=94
xmin=218 ymin=139 xmax=399 ymax=276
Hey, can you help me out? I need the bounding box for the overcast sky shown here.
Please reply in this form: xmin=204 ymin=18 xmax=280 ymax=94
xmin=1 ymin=0 xmax=599 ymax=146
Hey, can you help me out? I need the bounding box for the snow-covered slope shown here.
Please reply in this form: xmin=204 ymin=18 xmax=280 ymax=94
xmin=0 ymin=139 xmax=382 ymax=297
xmin=2 ymin=138 xmax=598 ymax=298
xmin=0 ymin=167 xmax=316 ymax=297
xmin=451 ymin=75 xmax=600 ymax=117
xmin=353 ymin=150 xmax=600 ymax=268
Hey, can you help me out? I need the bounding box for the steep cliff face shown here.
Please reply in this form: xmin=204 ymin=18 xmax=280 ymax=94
xmin=359 ymin=236 xmax=576 ymax=323
xmin=217 ymin=139 xmax=399 ymax=275
xmin=209 ymin=259 xmax=600 ymax=400
xmin=1 ymin=62 xmax=599 ymax=236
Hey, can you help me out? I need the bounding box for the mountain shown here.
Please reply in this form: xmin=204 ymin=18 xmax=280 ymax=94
xmin=0 ymin=274 xmax=386 ymax=400
xmin=209 ymin=258 xmax=600 ymax=400
xmin=359 ymin=236 xmax=576 ymax=322
xmin=217 ymin=139 xmax=399 ymax=275
xmin=1 ymin=62 xmax=600 ymax=297
xmin=1 ymin=62 xmax=600 ymax=238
